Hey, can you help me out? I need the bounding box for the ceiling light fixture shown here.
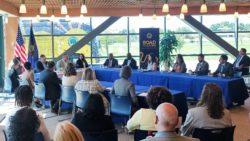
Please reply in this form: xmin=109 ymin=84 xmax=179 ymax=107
xmin=219 ymin=0 xmax=226 ymax=12
xmin=61 ymin=0 xmax=67 ymax=15
xmin=50 ymin=9 xmax=55 ymax=22
xmin=234 ymin=7 xmax=239 ymax=18
xmin=248 ymin=11 xmax=250 ymax=18
xmin=180 ymin=13 xmax=185 ymax=19
xmin=40 ymin=0 xmax=47 ymax=14
xmin=19 ymin=0 xmax=26 ymax=13
xmin=166 ymin=13 xmax=171 ymax=20
xmin=139 ymin=8 xmax=143 ymax=18
xmin=162 ymin=0 xmax=169 ymax=13
xmin=200 ymin=0 xmax=207 ymax=13
xmin=65 ymin=15 xmax=70 ymax=22
xmin=181 ymin=0 xmax=188 ymax=13
xmin=81 ymin=0 xmax=88 ymax=14
xmin=152 ymin=8 xmax=157 ymax=21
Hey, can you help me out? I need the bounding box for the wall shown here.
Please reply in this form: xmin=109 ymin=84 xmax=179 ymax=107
xmin=4 ymin=17 xmax=18 ymax=69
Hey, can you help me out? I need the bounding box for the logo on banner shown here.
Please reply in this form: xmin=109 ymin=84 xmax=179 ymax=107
xmin=147 ymin=33 xmax=153 ymax=39
xmin=143 ymin=32 xmax=157 ymax=47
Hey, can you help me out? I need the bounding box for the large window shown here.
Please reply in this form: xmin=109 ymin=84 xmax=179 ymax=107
xmin=20 ymin=14 xmax=249 ymax=66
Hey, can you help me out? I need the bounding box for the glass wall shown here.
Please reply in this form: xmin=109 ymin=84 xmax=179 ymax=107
xmin=20 ymin=14 xmax=248 ymax=72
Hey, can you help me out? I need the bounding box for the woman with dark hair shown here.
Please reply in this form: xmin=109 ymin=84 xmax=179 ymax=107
xmin=8 ymin=58 xmax=20 ymax=92
xmin=172 ymin=54 xmax=187 ymax=73
xmin=62 ymin=62 xmax=78 ymax=86
xmin=76 ymin=53 xmax=89 ymax=68
xmin=20 ymin=62 xmax=35 ymax=89
xmin=126 ymin=86 xmax=173 ymax=131
xmin=75 ymin=68 xmax=109 ymax=115
xmin=147 ymin=53 xmax=158 ymax=71
xmin=181 ymin=83 xmax=232 ymax=136
xmin=111 ymin=65 xmax=138 ymax=105
xmin=0 ymin=86 xmax=50 ymax=141
xmin=7 ymin=107 xmax=40 ymax=141
xmin=71 ymin=94 xmax=114 ymax=132
xmin=34 ymin=61 xmax=44 ymax=73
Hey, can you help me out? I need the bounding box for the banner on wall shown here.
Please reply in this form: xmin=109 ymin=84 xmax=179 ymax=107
xmin=139 ymin=28 xmax=159 ymax=69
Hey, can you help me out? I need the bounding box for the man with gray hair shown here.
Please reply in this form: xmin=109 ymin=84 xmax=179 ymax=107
xmin=142 ymin=103 xmax=200 ymax=141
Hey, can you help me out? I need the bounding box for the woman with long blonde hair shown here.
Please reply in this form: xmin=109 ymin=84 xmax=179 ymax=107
xmin=54 ymin=121 xmax=84 ymax=141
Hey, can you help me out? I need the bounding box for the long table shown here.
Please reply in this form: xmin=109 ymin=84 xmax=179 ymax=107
xmin=94 ymin=68 xmax=249 ymax=107
xmin=100 ymin=81 xmax=188 ymax=122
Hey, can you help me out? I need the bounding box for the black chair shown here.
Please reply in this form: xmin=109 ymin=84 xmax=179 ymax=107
xmin=82 ymin=129 xmax=118 ymax=141
xmin=2 ymin=129 xmax=44 ymax=141
xmin=192 ymin=126 xmax=236 ymax=141
xmin=134 ymin=129 xmax=156 ymax=141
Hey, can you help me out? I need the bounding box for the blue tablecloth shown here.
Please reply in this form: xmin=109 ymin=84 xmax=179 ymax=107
xmin=94 ymin=68 xmax=249 ymax=107
xmin=99 ymin=81 xmax=188 ymax=122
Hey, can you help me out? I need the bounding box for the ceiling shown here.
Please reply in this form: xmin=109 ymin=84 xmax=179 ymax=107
xmin=1 ymin=0 xmax=250 ymax=16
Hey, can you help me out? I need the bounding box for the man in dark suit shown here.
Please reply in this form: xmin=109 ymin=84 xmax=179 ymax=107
xmin=122 ymin=53 xmax=138 ymax=69
xmin=39 ymin=61 xmax=61 ymax=113
xmin=233 ymin=48 xmax=250 ymax=76
xmin=8 ymin=58 xmax=20 ymax=92
xmin=103 ymin=53 xmax=118 ymax=68
xmin=213 ymin=55 xmax=234 ymax=77
xmin=194 ymin=54 xmax=209 ymax=75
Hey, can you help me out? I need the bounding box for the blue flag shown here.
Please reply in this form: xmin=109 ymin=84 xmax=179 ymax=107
xmin=28 ymin=24 xmax=39 ymax=69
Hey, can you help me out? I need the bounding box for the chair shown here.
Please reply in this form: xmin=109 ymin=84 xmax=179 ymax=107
xmin=75 ymin=90 xmax=89 ymax=110
xmin=82 ymin=129 xmax=118 ymax=141
xmin=234 ymin=71 xmax=242 ymax=77
xmin=109 ymin=93 xmax=132 ymax=124
xmin=192 ymin=126 xmax=236 ymax=141
xmin=34 ymin=83 xmax=46 ymax=108
xmin=134 ymin=129 xmax=156 ymax=141
xmin=58 ymin=85 xmax=76 ymax=116
xmin=2 ymin=129 xmax=44 ymax=141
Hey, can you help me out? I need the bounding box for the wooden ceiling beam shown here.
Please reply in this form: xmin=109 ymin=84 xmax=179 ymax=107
xmin=0 ymin=0 xmax=19 ymax=16
xmin=18 ymin=6 xmax=250 ymax=17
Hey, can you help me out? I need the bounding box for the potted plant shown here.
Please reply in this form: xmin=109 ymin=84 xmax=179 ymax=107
xmin=159 ymin=31 xmax=180 ymax=71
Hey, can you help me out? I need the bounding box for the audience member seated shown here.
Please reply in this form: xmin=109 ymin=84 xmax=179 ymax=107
xmin=127 ymin=86 xmax=172 ymax=131
xmin=233 ymin=48 xmax=250 ymax=76
xmin=122 ymin=53 xmax=138 ymax=69
xmin=7 ymin=107 xmax=40 ymax=141
xmin=190 ymin=54 xmax=209 ymax=75
xmin=56 ymin=54 xmax=70 ymax=71
xmin=34 ymin=61 xmax=44 ymax=73
xmin=8 ymin=58 xmax=20 ymax=92
xmin=54 ymin=121 xmax=84 ymax=141
xmin=20 ymin=62 xmax=35 ymax=90
xmin=72 ymin=94 xmax=115 ymax=133
xmin=62 ymin=62 xmax=78 ymax=86
xmin=0 ymin=86 xmax=50 ymax=141
xmin=103 ymin=53 xmax=118 ymax=68
xmin=212 ymin=55 xmax=233 ymax=77
xmin=111 ymin=66 xmax=138 ymax=107
xmin=180 ymin=83 xmax=232 ymax=136
xmin=172 ymin=54 xmax=187 ymax=73
xmin=39 ymin=61 xmax=61 ymax=114
xmin=75 ymin=68 xmax=109 ymax=115
xmin=141 ymin=103 xmax=199 ymax=141
xmin=76 ymin=53 xmax=89 ymax=68
xmin=39 ymin=54 xmax=48 ymax=69
xmin=146 ymin=53 xmax=158 ymax=71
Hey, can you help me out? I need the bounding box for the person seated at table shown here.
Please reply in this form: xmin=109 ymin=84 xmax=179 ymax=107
xmin=103 ymin=53 xmax=119 ymax=68
xmin=146 ymin=53 xmax=158 ymax=71
xmin=141 ymin=103 xmax=199 ymax=141
xmin=76 ymin=53 xmax=89 ymax=68
xmin=233 ymin=48 xmax=250 ymax=76
xmin=212 ymin=55 xmax=233 ymax=77
xmin=56 ymin=54 xmax=70 ymax=71
xmin=40 ymin=61 xmax=61 ymax=114
xmin=172 ymin=54 xmax=187 ymax=73
xmin=54 ymin=121 xmax=84 ymax=141
xmin=20 ymin=62 xmax=35 ymax=90
xmin=189 ymin=54 xmax=209 ymax=75
xmin=62 ymin=62 xmax=78 ymax=86
xmin=39 ymin=54 xmax=48 ymax=69
xmin=111 ymin=65 xmax=139 ymax=107
xmin=126 ymin=86 xmax=173 ymax=131
xmin=8 ymin=58 xmax=20 ymax=92
xmin=72 ymin=94 xmax=114 ymax=133
xmin=122 ymin=53 xmax=138 ymax=69
xmin=0 ymin=86 xmax=50 ymax=141
xmin=180 ymin=83 xmax=232 ymax=136
xmin=75 ymin=68 xmax=109 ymax=115
xmin=34 ymin=61 xmax=44 ymax=73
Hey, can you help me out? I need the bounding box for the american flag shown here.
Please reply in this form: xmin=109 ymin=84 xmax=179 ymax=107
xmin=14 ymin=26 xmax=27 ymax=64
